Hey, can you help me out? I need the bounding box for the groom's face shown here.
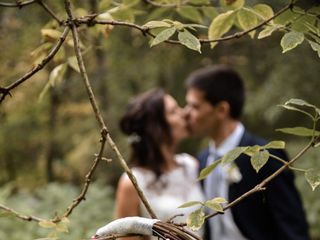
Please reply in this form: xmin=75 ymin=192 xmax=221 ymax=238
xmin=185 ymin=88 xmax=218 ymax=137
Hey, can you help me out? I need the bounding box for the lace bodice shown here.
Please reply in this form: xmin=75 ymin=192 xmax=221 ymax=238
xmin=121 ymin=153 xmax=205 ymax=238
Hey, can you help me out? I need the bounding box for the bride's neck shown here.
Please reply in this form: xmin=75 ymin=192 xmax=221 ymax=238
xmin=161 ymin=144 xmax=178 ymax=171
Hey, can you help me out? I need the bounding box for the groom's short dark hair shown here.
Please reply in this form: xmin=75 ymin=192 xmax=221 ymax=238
xmin=186 ymin=65 xmax=245 ymax=119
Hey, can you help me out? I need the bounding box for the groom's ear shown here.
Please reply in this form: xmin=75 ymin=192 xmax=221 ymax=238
xmin=216 ymin=101 xmax=230 ymax=118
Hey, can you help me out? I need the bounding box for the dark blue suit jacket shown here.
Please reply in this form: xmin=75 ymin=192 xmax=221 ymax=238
xmin=198 ymin=130 xmax=309 ymax=240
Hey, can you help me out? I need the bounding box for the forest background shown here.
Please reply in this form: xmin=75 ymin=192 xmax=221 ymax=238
xmin=0 ymin=0 xmax=319 ymax=239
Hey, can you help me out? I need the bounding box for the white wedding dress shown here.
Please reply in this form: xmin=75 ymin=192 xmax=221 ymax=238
xmin=121 ymin=153 xmax=205 ymax=239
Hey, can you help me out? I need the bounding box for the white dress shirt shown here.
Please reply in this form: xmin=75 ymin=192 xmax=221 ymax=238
xmin=204 ymin=123 xmax=247 ymax=240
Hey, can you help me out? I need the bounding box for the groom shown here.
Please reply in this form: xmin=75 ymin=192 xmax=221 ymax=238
xmin=184 ymin=65 xmax=309 ymax=240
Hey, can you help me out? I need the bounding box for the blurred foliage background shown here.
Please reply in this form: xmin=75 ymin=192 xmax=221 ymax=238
xmin=0 ymin=0 xmax=319 ymax=239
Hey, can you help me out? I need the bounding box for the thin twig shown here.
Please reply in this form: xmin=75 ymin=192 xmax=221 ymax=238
xmin=76 ymin=2 xmax=292 ymax=46
xmin=0 ymin=203 xmax=44 ymax=222
xmin=0 ymin=0 xmax=36 ymax=7
xmin=64 ymin=0 xmax=158 ymax=219
xmin=61 ymin=129 xmax=108 ymax=219
xmin=37 ymin=0 xmax=63 ymax=25
xmin=0 ymin=27 xmax=70 ymax=104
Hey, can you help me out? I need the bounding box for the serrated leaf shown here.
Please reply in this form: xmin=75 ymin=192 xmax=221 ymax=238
xmin=41 ymin=29 xmax=62 ymax=41
xmin=186 ymin=208 xmax=205 ymax=231
xmin=281 ymin=31 xmax=304 ymax=53
xmin=264 ymin=141 xmax=285 ymax=149
xmin=237 ymin=8 xmax=258 ymax=38
xmin=39 ymin=220 xmax=56 ymax=229
xmin=178 ymin=30 xmax=201 ymax=53
xmin=68 ymin=56 xmax=80 ymax=73
xmin=276 ymin=127 xmax=320 ymax=137
xmin=305 ymin=169 xmax=320 ymax=191
xmin=177 ymin=6 xmax=202 ymax=23
xmin=208 ymin=10 xmax=235 ymax=48
xmin=178 ymin=201 xmax=203 ymax=208
xmin=205 ymin=197 xmax=227 ymax=213
xmin=253 ymin=4 xmax=274 ymax=20
xmin=258 ymin=25 xmax=280 ymax=39
xmin=221 ymin=146 xmax=248 ymax=166
xmin=251 ymin=150 xmax=269 ymax=173
xmin=198 ymin=159 xmax=221 ymax=180
xmin=143 ymin=21 xmax=171 ymax=29
xmin=151 ymin=27 xmax=176 ymax=47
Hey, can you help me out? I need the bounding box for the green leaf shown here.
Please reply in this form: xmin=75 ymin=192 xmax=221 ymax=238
xmin=308 ymin=41 xmax=320 ymax=58
xmin=264 ymin=141 xmax=285 ymax=149
xmin=177 ymin=6 xmax=203 ymax=23
xmin=68 ymin=56 xmax=80 ymax=73
xmin=39 ymin=63 xmax=67 ymax=101
xmin=41 ymin=29 xmax=62 ymax=41
xmin=123 ymin=0 xmax=140 ymax=7
xmin=274 ymin=10 xmax=299 ymax=26
xmin=151 ymin=27 xmax=176 ymax=47
xmin=250 ymin=150 xmax=269 ymax=173
xmin=188 ymin=0 xmax=210 ymax=4
xmin=281 ymin=31 xmax=304 ymax=53
xmin=221 ymin=146 xmax=248 ymax=166
xmin=178 ymin=201 xmax=203 ymax=208
xmin=208 ymin=10 xmax=235 ymax=48
xmin=237 ymin=8 xmax=258 ymax=38
xmin=143 ymin=21 xmax=172 ymax=29
xmin=276 ymin=127 xmax=320 ymax=137
xmin=178 ymin=30 xmax=201 ymax=53
xmin=291 ymin=15 xmax=317 ymax=33
xmin=204 ymin=197 xmax=227 ymax=213
xmin=98 ymin=0 xmax=112 ymax=11
xmin=258 ymin=25 xmax=280 ymax=39
xmin=0 ymin=212 xmax=15 ymax=218
xmin=202 ymin=7 xmax=218 ymax=19
xmin=253 ymin=4 xmax=274 ymax=20
xmin=39 ymin=220 xmax=57 ymax=229
xmin=305 ymin=169 xmax=320 ymax=191
xmin=244 ymin=145 xmax=261 ymax=157
xmin=220 ymin=0 xmax=244 ymax=9
xmin=186 ymin=208 xmax=205 ymax=231
xmin=198 ymin=159 xmax=221 ymax=180
xmin=284 ymin=98 xmax=317 ymax=109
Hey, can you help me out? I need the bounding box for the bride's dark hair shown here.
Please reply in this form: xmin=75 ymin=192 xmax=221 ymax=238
xmin=120 ymin=88 xmax=173 ymax=178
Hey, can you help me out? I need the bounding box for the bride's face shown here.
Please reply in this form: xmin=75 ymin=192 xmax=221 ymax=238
xmin=164 ymin=94 xmax=189 ymax=143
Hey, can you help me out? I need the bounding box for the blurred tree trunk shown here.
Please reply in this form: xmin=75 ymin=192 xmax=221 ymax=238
xmin=46 ymin=86 xmax=59 ymax=182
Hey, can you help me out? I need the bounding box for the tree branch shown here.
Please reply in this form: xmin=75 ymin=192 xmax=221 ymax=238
xmin=0 ymin=27 xmax=70 ymax=104
xmin=76 ymin=2 xmax=292 ymax=46
xmin=37 ymin=0 xmax=63 ymax=25
xmin=204 ymin=139 xmax=313 ymax=220
xmin=64 ymin=0 xmax=158 ymax=220
xmin=0 ymin=203 xmax=44 ymax=222
xmin=61 ymin=129 xmax=108 ymax=219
